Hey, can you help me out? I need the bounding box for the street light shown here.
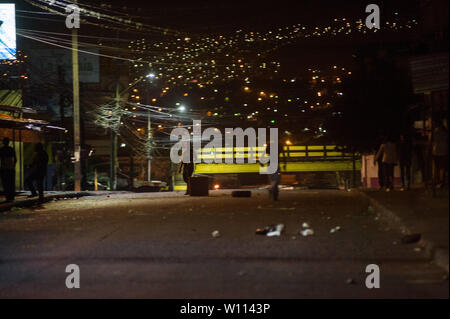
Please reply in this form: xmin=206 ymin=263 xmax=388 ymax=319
xmin=178 ymin=105 xmax=186 ymax=112
xmin=146 ymin=73 xmax=155 ymax=79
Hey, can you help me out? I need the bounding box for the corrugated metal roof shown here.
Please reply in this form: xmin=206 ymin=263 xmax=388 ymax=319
xmin=0 ymin=90 xmax=64 ymax=131
xmin=0 ymin=90 xmax=22 ymax=107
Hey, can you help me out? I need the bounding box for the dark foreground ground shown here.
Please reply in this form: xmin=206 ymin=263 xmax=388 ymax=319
xmin=0 ymin=189 xmax=448 ymax=298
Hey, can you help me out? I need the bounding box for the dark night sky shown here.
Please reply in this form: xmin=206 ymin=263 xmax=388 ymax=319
xmin=103 ymin=0 xmax=418 ymax=32
xmin=13 ymin=0 xmax=420 ymax=73
xmin=14 ymin=0 xmax=420 ymax=32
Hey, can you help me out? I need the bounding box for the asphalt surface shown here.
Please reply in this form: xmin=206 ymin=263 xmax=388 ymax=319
xmin=0 ymin=189 xmax=448 ymax=298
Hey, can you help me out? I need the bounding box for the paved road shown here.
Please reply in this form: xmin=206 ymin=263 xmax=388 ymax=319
xmin=0 ymin=189 xmax=448 ymax=298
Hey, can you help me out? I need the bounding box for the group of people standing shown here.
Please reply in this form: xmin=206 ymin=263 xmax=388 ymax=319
xmin=375 ymin=122 xmax=448 ymax=191
xmin=0 ymin=138 xmax=49 ymax=203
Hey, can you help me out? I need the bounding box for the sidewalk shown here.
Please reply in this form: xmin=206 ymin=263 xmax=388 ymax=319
xmin=362 ymin=187 xmax=449 ymax=273
xmin=0 ymin=191 xmax=119 ymax=213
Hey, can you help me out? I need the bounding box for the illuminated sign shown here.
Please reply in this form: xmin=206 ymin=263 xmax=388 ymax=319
xmin=0 ymin=4 xmax=16 ymax=60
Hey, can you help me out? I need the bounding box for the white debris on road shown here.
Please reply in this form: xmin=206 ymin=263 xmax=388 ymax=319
xmin=266 ymin=224 xmax=284 ymax=237
xmin=300 ymin=229 xmax=314 ymax=236
xmin=330 ymin=226 xmax=341 ymax=233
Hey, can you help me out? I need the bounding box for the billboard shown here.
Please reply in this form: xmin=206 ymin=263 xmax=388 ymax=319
xmin=0 ymin=3 xmax=16 ymax=60
xmin=29 ymin=49 xmax=100 ymax=83
xmin=410 ymin=53 xmax=449 ymax=94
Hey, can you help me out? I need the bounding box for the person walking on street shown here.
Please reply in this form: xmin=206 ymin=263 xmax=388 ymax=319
xmin=25 ymin=143 xmax=49 ymax=202
xmin=375 ymin=135 xmax=398 ymax=191
xmin=398 ymin=134 xmax=412 ymax=190
xmin=0 ymin=137 xmax=17 ymax=202
xmin=264 ymin=135 xmax=287 ymax=201
xmin=178 ymin=141 xmax=194 ymax=195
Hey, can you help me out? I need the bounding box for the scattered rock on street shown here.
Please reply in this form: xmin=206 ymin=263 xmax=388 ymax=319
xmin=211 ymin=230 xmax=221 ymax=238
xmin=346 ymin=278 xmax=356 ymax=285
xmin=401 ymin=233 xmax=422 ymax=244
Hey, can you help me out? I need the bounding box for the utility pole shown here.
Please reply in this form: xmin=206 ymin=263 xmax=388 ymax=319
xmin=110 ymin=130 xmax=117 ymax=190
xmin=72 ymin=0 xmax=81 ymax=191
xmin=147 ymin=109 xmax=151 ymax=182
xmin=110 ymin=85 xmax=118 ymax=191
xmin=110 ymin=31 xmax=120 ymax=191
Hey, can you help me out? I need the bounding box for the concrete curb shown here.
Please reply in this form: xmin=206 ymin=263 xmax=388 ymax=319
xmin=359 ymin=191 xmax=449 ymax=274
xmin=0 ymin=192 xmax=95 ymax=213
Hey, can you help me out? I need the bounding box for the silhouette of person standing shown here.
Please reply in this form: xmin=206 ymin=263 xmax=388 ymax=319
xmin=432 ymin=121 xmax=449 ymax=188
xmin=0 ymin=137 xmax=17 ymax=202
xmin=25 ymin=143 xmax=49 ymax=202
xmin=374 ymin=136 xmax=386 ymax=190
xmin=375 ymin=135 xmax=398 ymax=191
xmin=398 ymin=134 xmax=413 ymax=190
